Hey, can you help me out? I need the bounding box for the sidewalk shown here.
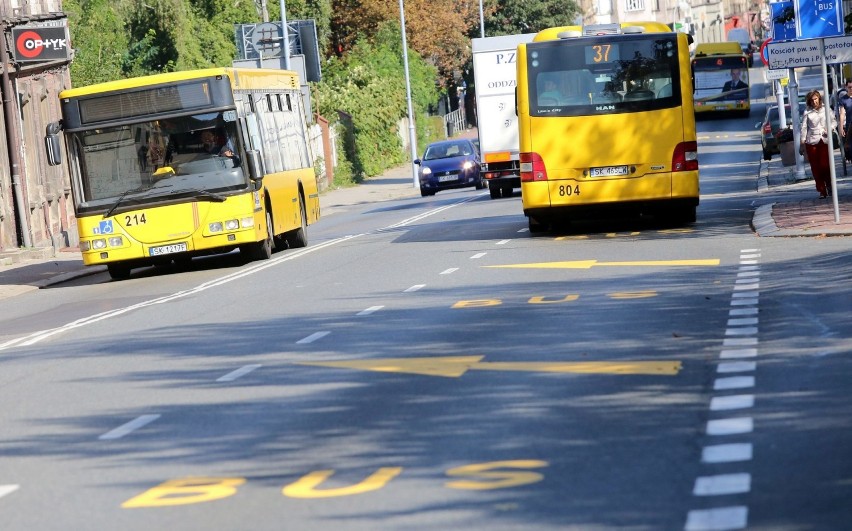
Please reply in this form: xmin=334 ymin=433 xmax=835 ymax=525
xmin=2 ymin=140 xmax=850 ymax=297
xmin=753 ymin=154 xmax=852 ymax=236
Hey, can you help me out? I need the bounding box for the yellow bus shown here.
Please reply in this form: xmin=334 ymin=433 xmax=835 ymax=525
xmin=517 ymin=22 xmax=699 ymax=232
xmin=691 ymin=42 xmax=751 ymax=116
xmin=45 ymin=68 xmax=320 ymax=279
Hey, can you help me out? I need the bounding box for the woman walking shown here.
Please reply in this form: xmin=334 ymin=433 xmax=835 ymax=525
xmin=800 ymin=89 xmax=836 ymax=198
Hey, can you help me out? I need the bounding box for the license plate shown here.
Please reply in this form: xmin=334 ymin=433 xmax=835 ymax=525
xmin=589 ymin=165 xmax=629 ymax=177
xmin=149 ymin=242 xmax=187 ymax=256
xmin=438 ymin=174 xmax=458 ymax=182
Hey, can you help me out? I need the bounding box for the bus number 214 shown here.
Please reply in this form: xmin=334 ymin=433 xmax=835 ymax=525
xmin=558 ymin=185 xmax=580 ymax=197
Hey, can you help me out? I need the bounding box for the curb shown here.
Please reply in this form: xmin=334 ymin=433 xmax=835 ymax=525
xmin=751 ymin=203 xmax=779 ymax=236
xmin=34 ymin=266 xmax=107 ymax=288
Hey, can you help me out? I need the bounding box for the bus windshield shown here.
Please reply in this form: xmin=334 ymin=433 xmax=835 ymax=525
xmin=527 ymin=34 xmax=681 ymax=117
xmin=693 ymin=56 xmax=750 ymax=103
xmin=70 ymin=111 xmax=246 ymax=214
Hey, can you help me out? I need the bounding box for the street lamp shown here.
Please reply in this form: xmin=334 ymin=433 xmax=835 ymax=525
xmin=479 ymin=0 xmax=485 ymax=38
xmin=399 ymin=0 xmax=419 ymax=188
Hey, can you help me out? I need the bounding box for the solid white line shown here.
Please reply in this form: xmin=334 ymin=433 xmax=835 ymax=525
xmin=385 ymin=195 xmax=479 ymax=229
xmin=99 ymin=414 xmax=161 ymax=440
xmin=718 ymin=361 xmax=757 ymax=373
xmin=297 ymin=331 xmax=330 ymax=344
xmin=710 ymin=394 xmax=755 ymax=411
xmin=496 ymin=239 xmax=510 ymax=245
xmin=723 ymin=337 xmax=758 ymax=346
xmin=701 ymin=443 xmax=753 ymax=463
xmin=470 ymin=253 xmax=487 ymax=259
xmin=731 ymin=298 xmax=759 ymax=306
xmin=685 ymin=506 xmax=748 ymax=530
xmin=714 ymin=376 xmax=755 ymax=390
xmin=707 ymin=417 xmax=753 ymax=435
xmin=440 ymin=268 xmax=459 ymax=275
xmin=725 ymin=327 xmax=758 ymax=336
xmin=357 ymin=305 xmax=384 ymax=316
xmin=734 ymin=277 xmax=759 ymax=284
xmin=0 ymin=485 xmax=19 ymax=499
xmin=720 ymin=348 xmax=758 ymax=359
xmin=729 ymin=308 xmax=758 ymax=316
xmin=733 ymin=283 xmax=759 ymax=291
xmin=693 ymin=473 xmax=751 ymax=496
xmin=728 ymin=318 xmax=758 ymax=326
xmin=216 ymin=364 xmax=262 ymax=382
xmin=517 ymin=228 xmax=529 ymax=233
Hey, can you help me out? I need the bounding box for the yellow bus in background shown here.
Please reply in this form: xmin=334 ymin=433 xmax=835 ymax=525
xmin=46 ymin=68 xmax=320 ymax=279
xmin=516 ymin=22 xmax=699 ymax=232
xmin=691 ymin=42 xmax=751 ymax=116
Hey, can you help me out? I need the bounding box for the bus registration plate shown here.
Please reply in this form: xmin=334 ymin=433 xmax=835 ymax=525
xmin=149 ymin=242 xmax=187 ymax=256
xmin=590 ymin=165 xmax=629 ymax=177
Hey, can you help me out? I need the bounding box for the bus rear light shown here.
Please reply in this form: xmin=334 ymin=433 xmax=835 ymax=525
xmin=520 ymin=152 xmax=548 ymax=182
xmin=672 ymin=141 xmax=698 ymax=172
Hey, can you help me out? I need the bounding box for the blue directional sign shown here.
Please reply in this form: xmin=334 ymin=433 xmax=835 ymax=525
xmin=795 ymin=0 xmax=843 ymax=38
xmin=770 ymin=1 xmax=797 ymax=41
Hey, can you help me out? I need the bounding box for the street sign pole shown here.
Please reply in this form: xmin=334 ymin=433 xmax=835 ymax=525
xmin=820 ymin=41 xmax=841 ymax=221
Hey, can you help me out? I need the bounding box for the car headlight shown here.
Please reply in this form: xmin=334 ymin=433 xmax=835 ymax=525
xmin=463 ymin=161 xmax=474 ymax=170
xmin=421 ymin=167 xmax=432 ymax=175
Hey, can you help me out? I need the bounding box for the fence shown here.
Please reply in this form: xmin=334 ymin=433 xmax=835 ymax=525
xmin=444 ymin=108 xmax=465 ymax=137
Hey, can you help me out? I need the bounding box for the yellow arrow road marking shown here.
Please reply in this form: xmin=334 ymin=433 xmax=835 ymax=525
xmin=485 ymin=259 xmax=720 ymax=269
xmin=297 ymin=356 xmax=681 ymax=378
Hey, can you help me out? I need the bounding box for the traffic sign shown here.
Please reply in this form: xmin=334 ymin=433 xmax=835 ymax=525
xmin=771 ymin=1 xmax=797 ymax=41
xmin=760 ymin=38 xmax=772 ymax=66
xmin=795 ymin=0 xmax=843 ymax=38
xmin=767 ymin=35 xmax=852 ymax=69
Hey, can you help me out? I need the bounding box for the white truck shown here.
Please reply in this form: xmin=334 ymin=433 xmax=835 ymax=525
xmin=471 ymin=33 xmax=536 ymax=199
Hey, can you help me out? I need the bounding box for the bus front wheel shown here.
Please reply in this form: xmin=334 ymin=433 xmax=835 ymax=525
xmin=243 ymin=211 xmax=273 ymax=260
xmin=107 ymin=263 xmax=131 ymax=280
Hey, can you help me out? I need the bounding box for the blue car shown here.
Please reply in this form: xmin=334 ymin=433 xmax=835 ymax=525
xmin=415 ymin=139 xmax=484 ymax=197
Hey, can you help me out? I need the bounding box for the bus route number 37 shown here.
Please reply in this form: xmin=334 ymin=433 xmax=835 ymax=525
xmin=558 ymin=185 xmax=580 ymax=196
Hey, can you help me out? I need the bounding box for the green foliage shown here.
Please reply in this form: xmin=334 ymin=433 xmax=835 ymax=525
xmin=63 ymin=0 xmax=128 ymax=85
xmin=314 ymin=21 xmax=439 ymax=178
xmin=483 ymin=0 xmax=581 ymax=36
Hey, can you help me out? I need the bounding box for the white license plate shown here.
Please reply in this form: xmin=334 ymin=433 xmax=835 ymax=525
xmin=438 ymin=174 xmax=458 ymax=182
xmin=149 ymin=242 xmax=187 ymax=256
xmin=589 ymin=165 xmax=629 ymax=177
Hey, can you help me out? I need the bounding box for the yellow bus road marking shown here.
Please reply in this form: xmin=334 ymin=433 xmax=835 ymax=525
xmin=485 ymin=259 xmax=720 ymax=270
xmin=297 ymin=356 xmax=682 ymax=378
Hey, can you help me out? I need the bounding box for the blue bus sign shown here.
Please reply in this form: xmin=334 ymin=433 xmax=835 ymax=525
xmin=770 ymin=1 xmax=797 ymax=41
xmin=795 ymin=0 xmax=843 ymax=38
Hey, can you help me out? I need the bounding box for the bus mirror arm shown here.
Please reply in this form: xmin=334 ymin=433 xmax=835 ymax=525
xmin=246 ymin=149 xmax=263 ymax=183
xmin=45 ymin=121 xmax=63 ymax=166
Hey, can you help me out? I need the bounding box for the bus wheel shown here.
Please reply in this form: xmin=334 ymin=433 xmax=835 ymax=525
xmin=243 ymin=211 xmax=273 ymax=260
xmin=107 ymin=263 xmax=131 ymax=280
xmin=668 ymin=206 xmax=696 ymax=224
xmin=528 ymin=216 xmax=548 ymax=233
xmin=489 ymin=186 xmax=501 ymax=199
xmin=285 ymin=195 xmax=308 ymax=249
xmin=501 ymin=186 xmax=513 ymax=198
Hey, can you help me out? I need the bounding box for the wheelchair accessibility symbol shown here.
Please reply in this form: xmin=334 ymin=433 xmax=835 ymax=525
xmin=96 ymin=220 xmax=114 ymax=235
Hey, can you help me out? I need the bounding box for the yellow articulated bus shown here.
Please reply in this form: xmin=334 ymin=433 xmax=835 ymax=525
xmin=45 ymin=68 xmax=320 ymax=279
xmin=691 ymin=41 xmax=751 ymax=117
xmin=516 ymin=22 xmax=699 ymax=232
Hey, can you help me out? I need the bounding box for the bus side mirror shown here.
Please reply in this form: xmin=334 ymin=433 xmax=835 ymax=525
xmin=45 ymin=121 xmax=62 ymax=166
xmin=246 ymin=149 xmax=263 ymax=183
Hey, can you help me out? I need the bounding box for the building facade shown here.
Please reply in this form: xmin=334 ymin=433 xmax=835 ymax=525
xmin=0 ymin=0 xmax=75 ymax=253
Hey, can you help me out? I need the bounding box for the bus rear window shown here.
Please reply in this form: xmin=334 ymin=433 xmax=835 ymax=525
xmin=527 ymin=35 xmax=680 ymax=117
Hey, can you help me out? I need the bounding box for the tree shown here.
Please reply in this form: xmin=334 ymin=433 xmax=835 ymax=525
xmin=483 ymin=0 xmax=581 ymax=37
xmin=64 ymin=0 xmax=129 ymax=86
xmin=330 ymin=0 xmax=479 ymax=86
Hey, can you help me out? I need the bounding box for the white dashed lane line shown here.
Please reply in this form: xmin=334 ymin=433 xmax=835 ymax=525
xmin=99 ymin=414 xmax=161 ymax=441
xmin=404 ymin=285 xmax=425 ymax=293
xmin=0 ymin=485 xmax=19 ymax=499
xmin=440 ymin=268 xmax=459 ymax=275
xmin=685 ymin=248 xmax=761 ymax=530
xmin=357 ymin=306 xmax=384 ymax=316
xmin=216 ymin=364 xmax=262 ymax=382
xmin=296 ymin=331 xmax=330 ymax=344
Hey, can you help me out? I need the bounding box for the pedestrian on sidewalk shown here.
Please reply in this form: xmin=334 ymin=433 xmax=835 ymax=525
xmin=838 ymin=80 xmax=852 ymax=162
xmin=800 ymin=89 xmax=836 ymax=198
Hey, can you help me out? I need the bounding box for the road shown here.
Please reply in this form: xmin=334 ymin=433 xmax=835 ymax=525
xmin=1 ymin=80 xmax=851 ymax=530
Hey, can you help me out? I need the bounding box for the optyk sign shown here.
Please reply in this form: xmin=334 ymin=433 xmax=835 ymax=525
xmin=11 ymin=26 xmax=70 ymax=63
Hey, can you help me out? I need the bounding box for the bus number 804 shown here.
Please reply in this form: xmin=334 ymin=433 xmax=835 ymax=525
xmin=558 ymin=185 xmax=580 ymax=197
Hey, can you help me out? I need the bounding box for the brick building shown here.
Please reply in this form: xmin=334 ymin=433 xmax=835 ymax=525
xmin=0 ymin=0 xmax=75 ymax=253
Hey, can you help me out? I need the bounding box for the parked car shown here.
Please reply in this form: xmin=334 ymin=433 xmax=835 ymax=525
xmin=415 ymin=138 xmax=484 ymax=196
xmin=759 ymin=102 xmax=805 ymax=160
